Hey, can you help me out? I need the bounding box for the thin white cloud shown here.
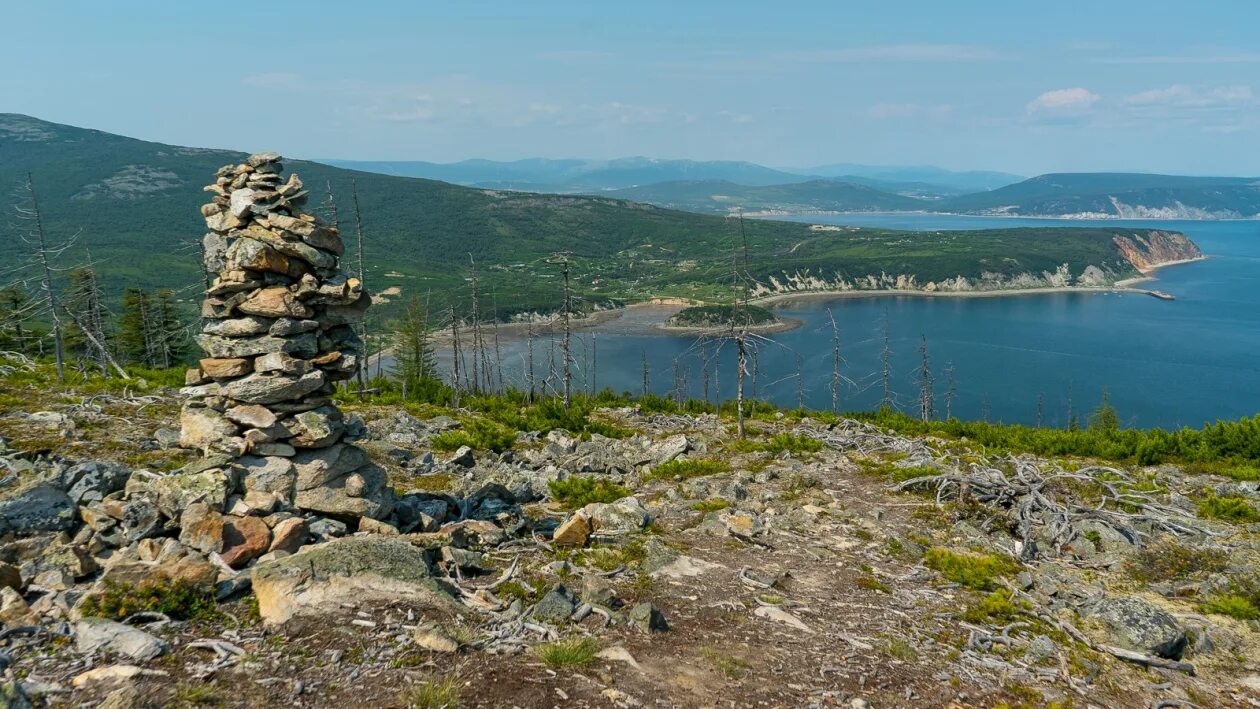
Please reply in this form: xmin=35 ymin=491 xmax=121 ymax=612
xmin=1026 ymin=88 xmax=1100 ymax=114
xmin=1094 ymin=52 xmax=1260 ymax=64
xmin=781 ymin=44 xmax=1002 ymax=63
xmin=1124 ymin=84 xmax=1254 ymax=108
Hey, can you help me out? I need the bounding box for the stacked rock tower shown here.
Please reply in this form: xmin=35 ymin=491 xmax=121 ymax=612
xmin=180 ymin=153 xmax=393 ymax=523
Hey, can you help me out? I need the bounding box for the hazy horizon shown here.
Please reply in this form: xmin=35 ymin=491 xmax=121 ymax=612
xmin=5 ymin=1 xmax=1260 ymax=175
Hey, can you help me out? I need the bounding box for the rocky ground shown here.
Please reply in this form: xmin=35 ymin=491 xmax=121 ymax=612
xmin=1 ymin=359 xmax=1260 ymax=707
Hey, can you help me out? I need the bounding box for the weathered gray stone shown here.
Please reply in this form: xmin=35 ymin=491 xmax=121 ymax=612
xmin=254 ymin=352 xmax=311 ymax=375
xmin=221 ymin=370 xmax=326 ymax=405
xmin=293 ymin=463 xmax=393 ymax=520
xmin=288 ymin=406 xmax=344 ymax=448
xmin=1086 ymin=596 xmax=1188 ymax=660
xmin=196 ymin=332 xmax=317 ymax=359
xmin=250 ymin=536 xmax=453 ymax=624
xmin=291 ymin=444 xmax=369 ymax=491
xmin=179 ymin=406 xmax=240 ymax=453
xmin=203 ymin=315 xmax=274 ymax=338
xmin=0 ymin=486 xmax=76 ymax=534
xmin=59 ymin=461 xmax=131 ymax=506
xmin=225 ymin=404 xmax=277 ymax=429
xmin=236 ymin=287 xmax=313 ymax=319
xmin=75 ymin=618 xmax=170 ymax=661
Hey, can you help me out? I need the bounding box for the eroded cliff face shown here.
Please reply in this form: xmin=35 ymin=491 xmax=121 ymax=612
xmin=748 ymin=229 xmax=1203 ymax=297
xmin=1112 ymin=230 xmax=1203 ymax=271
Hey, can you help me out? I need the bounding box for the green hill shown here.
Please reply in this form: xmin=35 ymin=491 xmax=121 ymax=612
xmin=0 ymin=114 xmax=1199 ymax=318
xmin=607 ymin=179 xmax=927 ymax=214
xmin=940 ymin=173 xmax=1260 ymax=218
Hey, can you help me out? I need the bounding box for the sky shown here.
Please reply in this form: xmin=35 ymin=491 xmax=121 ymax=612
xmin=4 ymin=1 xmax=1260 ymax=176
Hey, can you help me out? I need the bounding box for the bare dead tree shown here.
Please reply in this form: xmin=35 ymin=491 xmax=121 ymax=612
xmin=641 ymin=349 xmax=649 ymax=397
xmin=491 ymin=290 xmax=504 ymax=394
xmin=557 ymin=256 xmax=573 ymax=409
xmin=350 ymin=179 xmax=368 ymax=399
xmin=917 ymin=334 xmax=934 ymax=422
xmin=17 ymin=173 xmax=68 ymax=382
xmin=449 ymin=307 xmax=462 ymax=408
xmin=981 ymin=393 xmax=992 ymax=422
xmin=944 ymin=361 xmax=957 ymax=420
xmin=827 ymin=308 xmax=841 ymax=414
xmin=526 ymin=320 xmax=536 ymax=402
xmin=795 ymin=354 xmax=804 ymax=410
xmin=1036 ymin=392 xmax=1045 ymax=428
xmin=880 ymin=309 xmax=892 ymax=411
xmin=702 ymin=343 xmax=711 ymax=403
xmin=589 ymin=331 xmax=597 ymax=395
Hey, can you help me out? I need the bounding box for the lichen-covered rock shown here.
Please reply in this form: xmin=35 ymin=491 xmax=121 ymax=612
xmin=250 ymin=536 xmax=453 ymax=624
xmin=1086 ymin=596 xmax=1188 ymax=660
xmin=0 ymin=485 xmax=76 ymax=534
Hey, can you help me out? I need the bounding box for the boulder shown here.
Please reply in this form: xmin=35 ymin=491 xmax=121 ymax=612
xmin=221 ymin=370 xmax=325 ymax=405
xmin=293 ymin=463 xmax=394 ymax=520
xmin=236 ymin=287 xmax=313 ymax=319
xmin=552 ymin=513 xmax=590 ymax=547
xmin=628 ymin=602 xmax=669 ymax=633
xmin=534 ymin=584 xmax=579 ymax=621
xmin=250 ymin=536 xmax=455 ymax=624
xmin=225 ymin=404 xmax=277 ymax=429
xmin=202 ymin=315 xmax=274 ymax=337
xmin=0 ymin=485 xmax=76 ymax=534
xmin=268 ymin=517 xmax=308 ymax=554
xmin=583 ymin=497 xmax=651 ymax=533
xmin=287 ymin=406 xmax=344 ymax=448
xmin=292 ymin=444 xmax=369 ymax=491
xmin=147 ymin=470 xmax=232 ymax=519
xmin=178 ymin=406 xmax=240 ymax=453
xmin=219 ymin=515 xmax=271 ymax=568
xmin=199 ymin=357 xmax=252 ymax=379
xmin=1086 ymin=596 xmax=1188 ymax=660
xmin=239 ymin=455 xmax=296 ymax=501
xmin=58 ymin=461 xmax=131 ymax=506
xmin=196 ymin=332 xmax=317 ymax=359
xmin=75 ymin=618 xmax=169 ymax=662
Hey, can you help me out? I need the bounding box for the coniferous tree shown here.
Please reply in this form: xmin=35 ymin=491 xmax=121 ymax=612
xmin=117 ymin=288 xmax=153 ymax=366
xmin=63 ymin=267 xmax=112 ymax=372
xmin=0 ymin=285 xmax=33 ymax=353
xmin=392 ymin=295 xmax=437 ymax=394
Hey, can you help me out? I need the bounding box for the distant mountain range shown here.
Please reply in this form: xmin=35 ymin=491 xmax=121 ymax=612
xmin=322 ymin=157 xmax=1012 ymax=197
xmin=329 ymin=157 xmax=1260 ymax=220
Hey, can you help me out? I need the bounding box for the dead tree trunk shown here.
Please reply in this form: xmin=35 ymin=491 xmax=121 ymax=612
xmin=449 ymin=307 xmax=462 ymax=408
xmin=350 ymin=180 xmax=367 ymax=400
xmin=827 ymin=308 xmax=841 ymax=414
xmin=917 ymin=334 xmax=934 ymax=422
xmin=880 ymin=309 xmax=892 ymax=411
xmin=944 ymin=361 xmax=957 ymax=420
xmin=23 ymin=174 xmax=66 ymax=382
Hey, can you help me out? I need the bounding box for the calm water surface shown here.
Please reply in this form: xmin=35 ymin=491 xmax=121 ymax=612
xmin=443 ymin=215 xmax=1260 ymax=429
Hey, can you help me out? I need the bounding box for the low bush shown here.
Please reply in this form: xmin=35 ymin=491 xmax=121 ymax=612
xmin=548 ymin=476 xmax=631 ymax=509
xmin=644 ymin=458 xmax=729 ymax=482
xmin=79 ymin=579 xmax=218 ymax=621
xmin=534 ymin=637 xmax=600 ymax=668
xmin=1199 ymin=594 xmax=1260 ymax=621
xmin=1125 ymin=536 xmax=1228 ymax=582
xmin=924 ymin=548 xmax=1018 ymax=591
xmin=1197 ymin=495 xmax=1260 ymax=523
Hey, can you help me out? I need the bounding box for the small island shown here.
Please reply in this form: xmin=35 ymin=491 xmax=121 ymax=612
xmin=663 ymin=304 xmax=790 ymax=332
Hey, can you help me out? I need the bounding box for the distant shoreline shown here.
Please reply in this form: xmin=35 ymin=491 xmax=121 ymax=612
xmin=425 ymin=255 xmax=1209 ymax=346
xmin=744 ymin=210 xmax=1260 ymax=223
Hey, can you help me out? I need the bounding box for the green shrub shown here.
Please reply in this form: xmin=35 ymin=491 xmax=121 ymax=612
xmin=924 ymin=548 xmax=1018 ymax=591
xmin=401 ymin=678 xmax=463 ymax=708
xmin=431 ymin=418 xmax=516 ymax=452
xmin=1199 ymin=594 xmax=1260 ymax=620
xmin=548 ymin=476 xmax=631 ymax=509
xmin=691 ymin=498 xmax=730 ymax=512
xmin=1197 ymin=495 xmax=1260 ymax=523
xmin=534 ymin=637 xmax=600 ymax=668
xmin=763 ymin=433 xmax=823 ymax=455
xmin=79 ymin=579 xmax=218 ymax=621
xmin=644 ymin=458 xmax=729 ymax=482
xmin=962 ymin=590 xmax=1026 ymax=624
xmin=1125 ymin=536 xmax=1228 ymax=582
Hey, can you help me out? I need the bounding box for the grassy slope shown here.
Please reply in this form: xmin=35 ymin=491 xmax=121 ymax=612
xmin=1 ymin=114 xmax=1156 ymax=317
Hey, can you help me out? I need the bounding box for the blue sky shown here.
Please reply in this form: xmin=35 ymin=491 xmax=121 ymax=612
xmin=4 ymin=1 xmax=1260 ymax=175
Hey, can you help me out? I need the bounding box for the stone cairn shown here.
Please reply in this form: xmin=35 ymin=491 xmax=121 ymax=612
xmin=180 ymin=153 xmax=393 ymax=538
